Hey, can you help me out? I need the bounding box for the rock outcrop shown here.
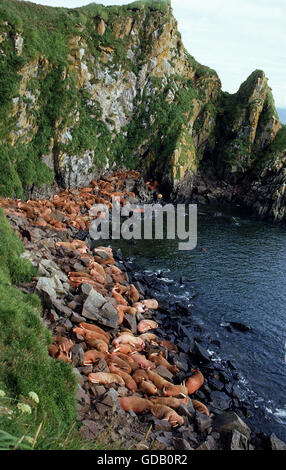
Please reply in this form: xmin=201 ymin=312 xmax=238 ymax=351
xmin=0 ymin=0 xmax=285 ymax=220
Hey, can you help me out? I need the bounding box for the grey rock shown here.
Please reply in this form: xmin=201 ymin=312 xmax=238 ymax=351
xmin=152 ymin=418 xmax=172 ymax=432
xmin=71 ymin=344 xmax=85 ymax=366
xmin=123 ymin=313 xmax=137 ymax=334
xmin=196 ymin=411 xmax=213 ymax=433
xmin=269 ymin=433 xmax=286 ymax=450
xmin=36 ymin=277 xmax=57 ymax=306
xmin=178 ymin=402 xmax=195 ymax=421
xmin=91 ymin=385 xmax=106 ymax=397
xmin=78 ymin=365 xmax=93 ymax=375
xmin=52 ymin=300 xmax=72 ymax=318
xmin=99 ymin=302 xmax=119 ymax=329
xmin=81 ymin=283 xmax=93 ymax=298
xmin=94 ymin=359 xmax=109 ymax=373
xmin=49 ymin=309 xmax=59 ymax=322
xmin=154 ymin=366 xmax=173 ymax=381
xmin=63 ymin=318 xmax=73 ymax=331
xmin=38 ymin=259 xmax=67 ymax=282
xmin=230 ymin=430 xmax=249 ymax=450
xmin=213 ymin=412 xmax=251 ymax=439
xmin=172 ymin=437 xmax=193 ymax=450
xmin=71 ymin=312 xmax=85 ymax=324
xmin=73 ymin=368 xmax=84 ymax=386
xmin=76 ymin=384 xmax=86 ymax=403
xmin=82 ymin=289 xmax=119 ymax=327
xmin=196 ymin=435 xmax=217 ymax=450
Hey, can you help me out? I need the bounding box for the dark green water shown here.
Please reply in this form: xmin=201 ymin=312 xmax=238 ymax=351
xmin=98 ymin=207 xmax=286 ymax=435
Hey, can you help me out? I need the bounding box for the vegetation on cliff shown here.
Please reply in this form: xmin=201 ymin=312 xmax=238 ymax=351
xmin=0 ymin=0 xmax=220 ymax=195
xmin=0 ymin=0 xmax=285 ymax=215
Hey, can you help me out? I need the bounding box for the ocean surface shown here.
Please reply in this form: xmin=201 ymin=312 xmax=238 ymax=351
xmin=102 ymin=206 xmax=286 ymax=439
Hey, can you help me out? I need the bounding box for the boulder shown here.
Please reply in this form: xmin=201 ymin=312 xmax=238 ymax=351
xmin=269 ymin=433 xmax=286 ymax=450
xmin=196 ymin=435 xmax=217 ymax=450
xmin=191 ymin=341 xmax=211 ymax=363
xmin=195 ymin=412 xmax=213 ymax=433
xmin=213 ymin=412 xmax=251 ymax=439
xmin=229 ymin=321 xmax=252 ymax=332
xmin=229 ymin=430 xmax=249 ymax=450
xmin=36 ymin=277 xmax=57 ymax=306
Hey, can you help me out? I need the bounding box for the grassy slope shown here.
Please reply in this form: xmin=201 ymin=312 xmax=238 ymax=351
xmin=0 ymin=208 xmax=79 ymax=449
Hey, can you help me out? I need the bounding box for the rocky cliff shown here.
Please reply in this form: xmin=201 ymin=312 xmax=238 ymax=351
xmin=0 ymin=0 xmax=285 ymax=220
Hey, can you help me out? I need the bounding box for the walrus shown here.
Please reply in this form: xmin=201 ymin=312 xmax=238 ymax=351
xmin=192 ymin=399 xmax=210 ymax=417
xmin=118 ymin=396 xmax=152 ymax=414
xmin=185 ymin=370 xmax=204 ymax=395
xmin=150 ymin=404 xmax=184 ymax=427
xmin=137 ymin=320 xmax=158 ymax=334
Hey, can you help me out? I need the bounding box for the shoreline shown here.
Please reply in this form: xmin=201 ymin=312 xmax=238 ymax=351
xmin=1 ymin=171 xmax=285 ymax=450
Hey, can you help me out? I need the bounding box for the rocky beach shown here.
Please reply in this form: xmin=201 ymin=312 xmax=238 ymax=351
xmin=1 ymin=170 xmax=285 ymax=451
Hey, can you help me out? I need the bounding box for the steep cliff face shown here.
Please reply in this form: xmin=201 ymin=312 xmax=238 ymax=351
xmin=0 ymin=0 xmax=221 ymax=197
xmin=213 ymin=70 xmax=281 ymax=179
xmin=0 ymin=0 xmax=285 ymax=221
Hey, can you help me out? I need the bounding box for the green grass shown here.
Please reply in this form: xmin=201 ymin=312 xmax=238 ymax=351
xmin=0 ymin=208 xmax=78 ymax=449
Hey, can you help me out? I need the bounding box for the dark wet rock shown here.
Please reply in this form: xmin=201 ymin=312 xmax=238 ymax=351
xmin=152 ymin=418 xmax=172 ymax=432
xmin=71 ymin=344 xmax=84 ymax=366
xmin=191 ymin=341 xmax=211 ymax=363
xmin=176 ymin=427 xmax=198 ymax=447
xmin=174 ymin=301 xmax=190 ymax=316
xmin=195 ymin=412 xmax=213 ymax=433
xmin=96 ymin=402 xmax=111 ymax=416
xmin=172 ymin=437 xmax=193 ymax=450
xmin=208 ymin=376 xmax=225 ymax=392
xmin=224 ymin=383 xmax=233 ymax=396
xmin=78 ymin=365 xmax=93 ymax=375
xmin=213 ymin=411 xmax=251 ymax=439
xmin=232 ymin=384 xmax=244 ymax=400
xmin=229 ymin=322 xmax=252 ymax=332
xmin=49 ymin=309 xmax=59 ymax=322
xmin=180 ymin=276 xmax=195 ymax=284
xmin=177 ymin=340 xmax=191 ymax=354
xmin=210 ymin=391 xmax=232 ymax=411
xmin=194 ymin=390 xmax=207 ymax=401
xmin=269 ymin=433 xmax=286 ymax=450
xmin=227 ymin=360 xmax=237 ymax=370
